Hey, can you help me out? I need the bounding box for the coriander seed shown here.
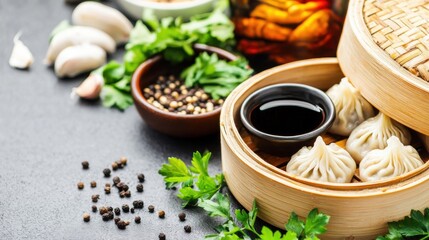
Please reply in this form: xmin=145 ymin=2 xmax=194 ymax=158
xmin=81 ymin=161 xmax=89 ymax=169
xmin=158 ymin=210 xmax=165 ymax=218
xmin=103 ymin=168 xmax=111 ymax=177
xmin=91 ymin=205 xmax=97 ymax=213
xmin=184 ymin=225 xmax=191 ymax=233
xmin=178 ymin=212 xmax=186 ymax=221
xmin=148 ymin=205 xmax=155 ymax=213
xmin=77 ymin=182 xmax=84 ymax=190
xmin=83 ymin=213 xmax=90 ymax=222
xmin=90 ymin=181 xmax=97 ymax=188
xmin=134 ymin=216 xmax=141 ymax=224
xmin=159 ymin=233 xmax=166 ymax=240
xmin=122 ymin=204 xmax=130 ymax=213
xmin=136 ymin=183 xmax=143 ymax=192
xmin=137 ymin=173 xmax=145 ymax=183
xmin=91 ymin=194 xmax=99 ymax=203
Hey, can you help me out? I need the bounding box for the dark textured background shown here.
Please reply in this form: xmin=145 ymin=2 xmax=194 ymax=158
xmin=0 ymin=1 xmax=258 ymax=239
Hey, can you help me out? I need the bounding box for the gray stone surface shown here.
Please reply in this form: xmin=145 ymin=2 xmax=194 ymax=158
xmin=0 ymin=1 xmax=254 ymax=239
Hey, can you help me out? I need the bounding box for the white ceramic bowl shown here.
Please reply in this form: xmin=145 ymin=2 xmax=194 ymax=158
xmin=116 ymin=0 xmax=216 ymax=19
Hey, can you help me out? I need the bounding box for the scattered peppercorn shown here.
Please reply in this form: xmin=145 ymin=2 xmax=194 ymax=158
xmin=104 ymin=186 xmax=111 ymax=194
xmin=112 ymin=176 xmax=120 ymax=186
xmin=116 ymin=182 xmax=125 ymax=190
xmin=116 ymin=161 xmax=123 ymax=169
xmin=83 ymin=213 xmax=90 ymax=222
xmin=158 ymin=210 xmax=165 ymax=218
xmin=148 ymin=205 xmax=155 ymax=213
xmin=91 ymin=194 xmax=100 ymax=203
xmin=114 ymin=207 xmax=121 ymax=215
xmin=133 ymin=200 xmax=144 ymax=209
xmin=136 ymin=183 xmax=143 ymax=192
xmin=184 ymin=225 xmax=191 ymax=233
xmin=90 ymin=181 xmax=97 ymax=188
xmin=125 ymin=190 xmax=131 ymax=198
xmin=159 ymin=233 xmax=166 ymax=240
xmin=103 ymin=168 xmax=111 ymax=177
xmin=108 ymin=211 xmax=114 ymax=220
xmin=137 ymin=173 xmax=145 ymax=183
xmin=130 ymin=208 xmax=135 ymax=214
xmin=114 ymin=217 xmax=121 ymax=224
xmin=117 ymin=220 xmax=127 ymax=230
xmin=77 ymin=182 xmax=84 ymax=190
xmin=122 ymin=204 xmax=130 ymax=213
xmin=91 ymin=205 xmax=97 ymax=213
xmin=108 ymin=206 xmax=113 ymax=212
xmin=99 ymin=206 xmax=108 ymax=215
xmin=111 ymin=162 xmax=118 ymax=171
xmin=105 ymin=183 xmax=111 ymax=188
xmin=119 ymin=157 xmax=127 ymax=166
xmin=102 ymin=213 xmax=110 ymax=221
xmin=119 ymin=191 xmax=126 ymax=198
xmin=134 ymin=216 xmax=141 ymax=224
xmin=122 ymin=184 xmax=129 ymax=192
xmin=81 ymin=161 xmax=89 ymax=169
xmin=178 ymin=212 xmax=186 ymax=221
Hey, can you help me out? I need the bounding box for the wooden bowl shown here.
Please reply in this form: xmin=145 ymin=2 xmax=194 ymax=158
xmin=131 ymin=44 xmax=237 ymax=138
xmin=337 ymin=0 xmax=429 ymax=135
xmin=220 ymin=58 xmax=429 ymax=239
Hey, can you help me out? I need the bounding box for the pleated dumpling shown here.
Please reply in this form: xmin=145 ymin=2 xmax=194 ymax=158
xmin=359 ymin=136 xmax=424 ymax=182
xmin=286 ymin=136 xmax=356 ymax=183
xmin=326 ymin=77 xmax=375 ymax=136
xmin=346 ymin=112 xmax=411 ymax=163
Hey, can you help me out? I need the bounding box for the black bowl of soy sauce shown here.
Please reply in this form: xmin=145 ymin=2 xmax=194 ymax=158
xmin=240 ymin=83 xmax=335 ymax=156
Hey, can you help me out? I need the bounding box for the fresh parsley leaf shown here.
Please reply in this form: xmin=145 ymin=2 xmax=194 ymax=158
xmin=377 ymin=208 xmax=429 ymax=239
xmin=190 ymin=151 xmax=210 ymax=176
xmin=158 ymin=157 xmax=193 ymax=189
xmin=304 ymin=209 xmax=330 ymax=238
xmin=100 ymin=85 xmax=133 ymax=111
xmin=285 ymin=212 xmax=304 ymax=237
xmin=199 ymin=192 xmax=231 ymax=219
xmin=236 ymin=200 xmax=258 ymax=233
xmin=260 ymin=226 xmax=292 ymax=240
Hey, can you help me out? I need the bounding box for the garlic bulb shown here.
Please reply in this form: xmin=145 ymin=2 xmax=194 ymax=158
xmin=9 ymin=32 xmax=34 ymax=69
xmin=72 ymin=2 xmax=133 ymax=44
xmin=45 ymin=26 xmax=115 ymax=65
xmin=72 ymin=74 xmax=103 ymax=100
xmin=55 ymin=44 xmax=106 ymax=78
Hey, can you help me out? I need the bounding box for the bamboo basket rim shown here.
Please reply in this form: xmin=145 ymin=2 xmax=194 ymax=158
xmin=350 ymin=0 xmax=429 ymax=92
xmin=221 ymin=57 xmax=429 ymax=198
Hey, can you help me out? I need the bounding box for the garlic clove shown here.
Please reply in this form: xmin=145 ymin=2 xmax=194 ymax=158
xmin=73 ymin=73 xmax=104 ymax=100
xmin=9 ymin=32 xmax=34 ymax=69
xmin=45 ymin=26 xmax=115 ymax=66
xmin=54 ymin=44 xmax=106 ymax=78
xmin=72 ymin=1 xmax=133 ymax=44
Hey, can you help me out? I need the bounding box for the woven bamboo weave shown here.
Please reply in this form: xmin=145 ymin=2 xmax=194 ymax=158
xmin=363 ymin=0 xmax=429 ymax=80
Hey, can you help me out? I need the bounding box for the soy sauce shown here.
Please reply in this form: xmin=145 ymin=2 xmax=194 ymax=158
xmin=250 ymin=99 xmax=324 ymax=136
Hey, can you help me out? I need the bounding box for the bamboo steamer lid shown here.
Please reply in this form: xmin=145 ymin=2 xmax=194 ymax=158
xmin=220 ymin=58 xmax=429 ymax=239
xmin=337 ymin=0 xmax=429 ymax=135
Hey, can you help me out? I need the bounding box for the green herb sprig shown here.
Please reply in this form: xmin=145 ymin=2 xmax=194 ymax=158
xmin=377 ymin=208 xmax=429 ymax=240
xmin=158 ymin=151 xmax=330 ymax=239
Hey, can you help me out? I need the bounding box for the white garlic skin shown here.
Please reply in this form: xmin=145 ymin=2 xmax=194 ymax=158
xmin=55 ymin=44 xmax=106 ymax=78
xmin=45 ymin=26 xmax=115 ymax=65
xmin=72 ymin=1 xmax=133 ymax=44
xmin=73 ymin=74 xmax=103 ymax=99
xmin=9 ymin=33 xmax=34 ymax=69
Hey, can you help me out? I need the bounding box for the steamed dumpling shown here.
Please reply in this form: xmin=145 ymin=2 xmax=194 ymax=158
xmin=346 ymin=112 xmax=411 ymax=163
xmin=326 ymin=77 xmax=375 ymax=136
xmin=286 ymin=136 xmax=356 ymax=183
xmin=359 ymin=136 xmax=423 ymax=182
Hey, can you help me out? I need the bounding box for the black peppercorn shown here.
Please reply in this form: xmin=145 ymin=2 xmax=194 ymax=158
xmin=158 ymin=210 xmax=165 ymax=218
xmin=99 ymin=206 xmax=108 ymax=215
xmin=117 ymin=220 xmax=127 ymax=230
xmin=125 ymin=190 xmax=131 ymax=198
xmin=184 ymin=225 xmax=191 ymax=233
xmin=102 ymin=213 xmax=110 ymax=221
xmin=113 ymin=176 xmax=120 ymax=186
xmin=137 ymin=173 xmax=145 ymax=183
xmin=178 ymin=212 xmax=186 ymax=221
xmin=90 ymin=181 xmax=97 ymax=188
xmin=108 ymin=206 xmax=113 ymax=212
xmin=114 ymin=217 xmax=121 ymax=224
xmin=112 ymin=162 xmax=118 ymax=171
xmin=122 ymin=204 xmax=130 ymax=213
xmin=130 ymin=208 xmax=135 ymax=214
xmin=133 ymin=200 xmax=144 ymax=209
xmin=119 ymin=157 xmax=127 ymax=166
xmin=103 ymin=168 xmax=111 ymax=177
xmin=159 ymin=233 xmax=166 ymax=240
xmin=105 ymin=183 xmax=111 ymax=187
xmin=104 ymin=186 xmax=111 ymax=194
xmin=82 ymin=161 xmax=89 ymax=169
xmin=91 ymin=194 xmax=99 ymax=203
xmin=77 ymin=182 xmax=84 ymax=190
xmin=116 ymin=182 xmax=125 ymax=191
xmin=122 ymin=184 xmax=129 ymax=192
xmin=148 ymin=205 xmax=155 ymax=213
xmin=119 ymin=191 xmax=126 ymax=198
xmin=114 ymin=207 xmax=121 ymax=215
xmin=136 ymin=183 xmax=143 ymax=192
xmin=134 ymin=216 xmax=141 ymax=224
xmin=116 ymin=161 xmax=123 ymax=169
xmin=108 ymin=211 xmax=114 ymax=220
xmin=83 ymin=213 xmax=90 ymax=222
xmin=91 ymin=205 xmax=97 ymax=213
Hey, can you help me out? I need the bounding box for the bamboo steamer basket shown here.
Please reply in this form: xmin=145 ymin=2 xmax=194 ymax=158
xmin=220 ymin=58 xmax=429 ymax=239
xmin=337 ymin=0 xmax=429 ymax=136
